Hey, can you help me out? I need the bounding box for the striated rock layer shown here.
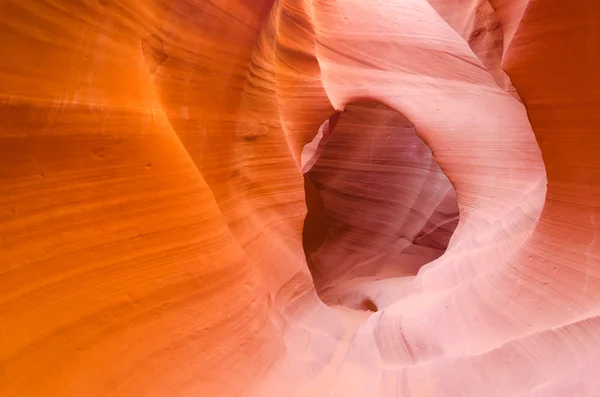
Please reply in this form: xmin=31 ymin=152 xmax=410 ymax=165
xmin=0 ymin=0 xmax=598 ymax=396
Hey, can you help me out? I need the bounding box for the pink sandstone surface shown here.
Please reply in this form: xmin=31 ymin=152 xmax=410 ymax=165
xmin=0 ymin=0 xmax=599 ymax=396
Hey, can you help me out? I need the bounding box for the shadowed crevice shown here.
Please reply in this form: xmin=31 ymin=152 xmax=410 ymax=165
xmin=301 ymin=100 xmax=459 ymax=310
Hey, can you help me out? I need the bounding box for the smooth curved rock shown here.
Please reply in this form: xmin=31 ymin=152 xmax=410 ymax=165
xmin=0 ymin=0 xmax=598 ymax=396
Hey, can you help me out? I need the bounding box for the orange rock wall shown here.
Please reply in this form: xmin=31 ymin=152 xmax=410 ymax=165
xmin=1 ymin=0 xmax=599 ymax=396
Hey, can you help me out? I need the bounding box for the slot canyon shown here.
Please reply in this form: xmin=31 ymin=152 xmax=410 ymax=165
xmin=0 ymin=0 xmax=598 ymax=396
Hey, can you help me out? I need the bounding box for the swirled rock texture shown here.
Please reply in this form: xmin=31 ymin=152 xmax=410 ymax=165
xmin=0 ymin=0 xmax=598 ymax=396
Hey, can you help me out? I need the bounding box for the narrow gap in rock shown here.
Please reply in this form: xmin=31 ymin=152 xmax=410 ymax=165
xmin=360 ymin=298 xmax=379 ymax=312
xmin=301 ymin=100 xmax=459 ymax=311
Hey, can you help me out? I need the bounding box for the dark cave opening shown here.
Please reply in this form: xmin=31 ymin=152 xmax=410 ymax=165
xmin=301 ymin=100 xmax=459 ymax=311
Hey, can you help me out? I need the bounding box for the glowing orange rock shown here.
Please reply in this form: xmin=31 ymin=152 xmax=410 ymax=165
xmin=0 ymin=0 xmax=599 ymax=396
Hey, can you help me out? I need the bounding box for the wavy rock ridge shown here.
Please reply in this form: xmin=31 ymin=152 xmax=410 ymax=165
xmin=0 ymin=0 xmax=599 ymax=396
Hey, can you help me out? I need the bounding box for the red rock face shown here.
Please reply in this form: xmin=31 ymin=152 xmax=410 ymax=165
xmin=0 ymin=0 xmax=598 ymax=396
